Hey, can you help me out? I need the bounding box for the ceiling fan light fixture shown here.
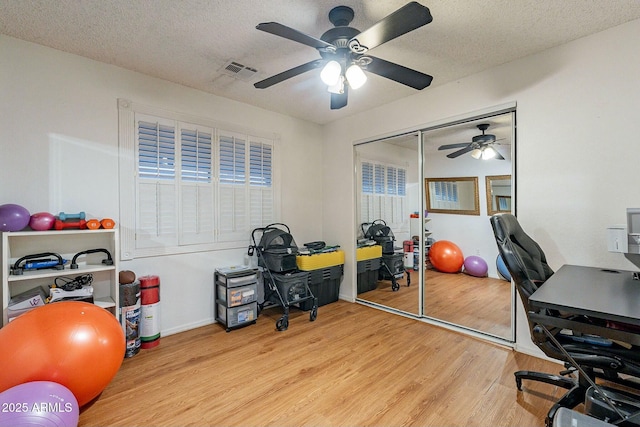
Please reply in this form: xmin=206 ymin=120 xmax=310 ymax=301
xmin=470 ymin=148 xmax=482 ymax=159
xmin=345 ymin=64 xmax=367 ymax=89
xmin=481 ymin=146 xmax=497 ymax=160
xmin=320 ymin=60 xmax=342 ymax=86
xmin=327 ymin=75 xmax=344 ymax=94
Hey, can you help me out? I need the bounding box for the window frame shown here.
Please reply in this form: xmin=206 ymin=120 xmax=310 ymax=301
xmin=118 ymin=99 xmax=280 ymax=260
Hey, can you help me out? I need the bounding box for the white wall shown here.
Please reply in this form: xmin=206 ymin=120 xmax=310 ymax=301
xmin=0 ymin=35 xmax=324 ymax=335
xmin=323 ymin=19 xmax=640 ymax=356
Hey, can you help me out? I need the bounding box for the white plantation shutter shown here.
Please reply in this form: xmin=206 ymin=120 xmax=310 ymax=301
xmin=136 ymin=116 xmax=178 ymax=249
xmin=218 ymin=131 xmax=248 ymax=241
xmin=360 ymin=159 xmax=406 ymax=228
xmin=180 ymin=124 xmax=214 ymax=245
xmin=119 ymin=100 xmax=277 ymax=258
xmin=249 ymin=139 xmax=274 ymax=228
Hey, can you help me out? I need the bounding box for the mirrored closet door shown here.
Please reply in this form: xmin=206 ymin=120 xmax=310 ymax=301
xmin=355 ymin=132 xmax=422 ymax=316
xmin=355 ymin=109 xmax=515 ymax=342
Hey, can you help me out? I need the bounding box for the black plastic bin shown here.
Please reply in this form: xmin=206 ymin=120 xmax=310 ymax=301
xmin=357 ymin=257 xmax=381 ymax=294
xmin=300 ymin=265 xmax=343 ymax=310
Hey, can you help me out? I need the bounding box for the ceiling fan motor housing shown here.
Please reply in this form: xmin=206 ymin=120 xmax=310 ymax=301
xmin=473 ymin=123 xmax=495 ymax=144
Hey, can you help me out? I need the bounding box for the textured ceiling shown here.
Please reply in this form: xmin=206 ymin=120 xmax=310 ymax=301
xmin=2 ymin=0 xmax=640 ymax=125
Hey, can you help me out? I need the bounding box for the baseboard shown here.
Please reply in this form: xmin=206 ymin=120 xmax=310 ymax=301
xmin=514 ymin=342 xmax=563 ymax=365
xmin=162 ymin=317 xmax=216 ymax=337
xmin=338 ymin=293 xmax=355 ymax=303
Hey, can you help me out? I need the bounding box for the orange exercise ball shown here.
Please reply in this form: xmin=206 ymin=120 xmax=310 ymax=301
xmin=429 ymin=240 xmax=464 ymax=273
xmin=0 ymin=301 xmax=125 ymax=406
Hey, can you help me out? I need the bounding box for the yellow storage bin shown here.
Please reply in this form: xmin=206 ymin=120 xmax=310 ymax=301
xmin=296 ymin=250 xmax=345 ymax=271
xmin=356 ymin=245 xmax=382 ymax=261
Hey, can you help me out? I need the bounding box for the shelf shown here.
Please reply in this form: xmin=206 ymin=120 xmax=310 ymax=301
xmin=2 ymin=229 xmax=120 ymax=326
xmin=7 ymin=264 xmax=116 ymax=282
xmin=2 ymin=228 xmax=117 ymax=238
xmin=94 ymin=297 xmax=116 ymax=309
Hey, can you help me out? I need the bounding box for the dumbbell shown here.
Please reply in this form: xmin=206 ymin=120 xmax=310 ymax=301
xmin=101 ymin=218 xmax=115 ymax=229
xmin=86 ymin=219 xmax=101 ymax=230
xmin=54 ymin=219 xmax=87 ymax=230
xmin=58 ymin=211 xmax=86 ymax=221
xmin=86 ymin=218 xmax=116 ymax=230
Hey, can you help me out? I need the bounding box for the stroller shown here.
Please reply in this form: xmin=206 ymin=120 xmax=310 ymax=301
xmin=361 ymin=219 xmax=410 ymax=292
xmin=248 ymin=223 xmax=318 ymax=331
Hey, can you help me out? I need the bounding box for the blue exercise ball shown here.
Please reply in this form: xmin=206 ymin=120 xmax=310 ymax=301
xmin=496 ymin=254 xmax=511 ymax=281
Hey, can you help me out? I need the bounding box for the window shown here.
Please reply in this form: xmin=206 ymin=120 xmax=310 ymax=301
xmin=360 ymin=160 xmax=407 ymax=227
xmin=118 ymin=100 xmax=277 ymax=259
xmin=433 ymin=181 xmax=458 ymax=204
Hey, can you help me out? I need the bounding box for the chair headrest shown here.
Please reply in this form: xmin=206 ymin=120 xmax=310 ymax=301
xmin=490 ymin=213 xmax=554 ymax=300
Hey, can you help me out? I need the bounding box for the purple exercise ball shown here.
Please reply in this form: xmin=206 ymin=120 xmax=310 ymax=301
xmin=463 ymin=255 xmax=488 ymax=277
xmin=0 ymin=204 xmax=30 ymax=232
xmin=0 ymin=381 xmax=79 ymax=427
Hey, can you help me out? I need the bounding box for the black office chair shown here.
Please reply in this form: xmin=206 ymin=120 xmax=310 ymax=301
xmin=490 ymin=213 xmax=640 ymax=426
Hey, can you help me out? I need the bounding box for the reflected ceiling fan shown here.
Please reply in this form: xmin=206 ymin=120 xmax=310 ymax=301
xmin=438 ymin=124 xmax=506 ymax=160
xmin=253 ymin=2 xmax=434 ymax=109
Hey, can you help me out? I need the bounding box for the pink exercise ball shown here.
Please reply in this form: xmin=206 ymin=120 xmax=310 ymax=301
xmin=463 ymin=255 xmax=488 ymax=277
xmin=29 ymin=212 xmax=56 ymax=231
xmin=0 ymin=204 xmax=30 ymax=232
xmin=429 ymin=240 xmax=464 ymax=273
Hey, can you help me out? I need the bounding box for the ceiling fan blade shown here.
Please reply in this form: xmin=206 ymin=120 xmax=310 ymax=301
xmin=256 ymin=22 xmax=334 ymax=50
xmin=348 ymin=2 xmax=433 ymax=52
xmin=438 ymin=143 xmax=471 ymax=151
xmin=331 ymin=86 xmax=348 ymax=110
xmin=254 ymin=60 xmax=323 ymax=89
xmin=365 ymin=56 xmax=433 ymax=90
xmin=494 ymin=150 xmax=505 ymax=160
xmin=447 ymin=146 xmax=475 ymax=159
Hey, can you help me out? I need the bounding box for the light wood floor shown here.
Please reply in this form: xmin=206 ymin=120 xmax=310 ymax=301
xmin=79 ymin=301 xmax=571 ymax=427
xmin=359 ymin=269 xmax=512 ymax=338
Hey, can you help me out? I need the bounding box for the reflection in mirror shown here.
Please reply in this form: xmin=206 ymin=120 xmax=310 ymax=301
xmin=421 ymin=111 xmax=515 ymax=341
xmin=425 ymin=176 xmax=479 ymax=215
xmin=486 ymin=175 xmax=512 ymax=215
xmin=354 ymin=110 xmax=515 ymax=343
xmin=355 ymin=133 xmax=421 ymax=316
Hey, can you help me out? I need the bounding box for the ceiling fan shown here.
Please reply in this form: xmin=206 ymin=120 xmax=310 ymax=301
xmin=438 ymin=124 xmax=506 ymax=160
xmin=253 ymin=2 xmax=434 ymax=110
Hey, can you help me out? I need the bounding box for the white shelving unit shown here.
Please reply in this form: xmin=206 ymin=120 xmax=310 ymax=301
xmin=410 ymin=217 xmax=432 ymax=241
xmin=1 ymin=229 xmax=119 ymax=326
xmin=410 ymin=217 xmax=433 ymax=268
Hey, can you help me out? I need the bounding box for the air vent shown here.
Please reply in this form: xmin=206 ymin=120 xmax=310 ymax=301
xmin=220 ymin=60 xmax=258 ymax=81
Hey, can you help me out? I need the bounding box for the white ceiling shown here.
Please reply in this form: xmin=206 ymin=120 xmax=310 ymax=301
xmin=2 ymin=0 xmax=640 ymax=125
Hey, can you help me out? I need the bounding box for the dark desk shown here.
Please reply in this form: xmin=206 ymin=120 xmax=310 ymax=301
xmin=529 ymin=264 xmax=640 ymax=346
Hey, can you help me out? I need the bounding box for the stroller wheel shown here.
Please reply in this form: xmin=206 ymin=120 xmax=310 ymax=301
xmin=310 ymin=306 xmax=318 ymax=322
xmin=392 ymin=281 xmax=400 ymax=292
xmin=276 ymin=315 xmax=289 ymax=331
